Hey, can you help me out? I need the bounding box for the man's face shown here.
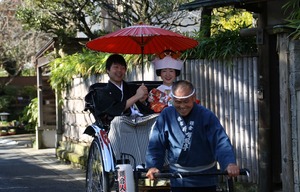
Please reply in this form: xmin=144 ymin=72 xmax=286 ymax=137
xmin=172 ymin=87 xmax=195 ymax=117
xmin=107 ymin=63 xmax=126 ymax=85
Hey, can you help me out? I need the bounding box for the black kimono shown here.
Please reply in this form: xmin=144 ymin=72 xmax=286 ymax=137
xmin=91 ymin=81 xmax=154 ymax=118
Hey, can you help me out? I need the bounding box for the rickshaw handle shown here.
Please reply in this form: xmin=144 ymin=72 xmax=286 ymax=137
xmin=140 ymin=168 xmax=250 ymax=179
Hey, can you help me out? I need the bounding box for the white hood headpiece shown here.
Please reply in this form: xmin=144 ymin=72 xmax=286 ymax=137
xmin=153 ymin=55 xmax=183 ymax=71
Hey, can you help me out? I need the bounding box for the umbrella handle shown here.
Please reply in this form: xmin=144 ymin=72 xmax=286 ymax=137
xmin=141 ymin=35 xmax=144 ymax=81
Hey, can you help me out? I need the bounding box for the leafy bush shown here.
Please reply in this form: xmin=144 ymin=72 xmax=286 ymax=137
xmin=283 ymin=0 xmax=300 ymax=39
xmin=184 ymin=7 xmax=257 ymax=60
xmin=0 ymin=96 xmax=12 ymax=111
xmin=21 ymin=86 xmax=37 ymax=99
xmin=20 ymin=97 xmax=38 ymax=132
xmin=49 ymin=49 xmax=108 ymax=92
xmin=0 ymin=84 xmax=37 ymax=121
xmin=186 ymin=27 xmax=257 ymax=60
xmin=0 ymin=86 xmax=17 ymax=111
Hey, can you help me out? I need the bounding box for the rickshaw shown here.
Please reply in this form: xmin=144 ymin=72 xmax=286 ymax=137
xmin=83 ymin=82 xmax=249 ymax=192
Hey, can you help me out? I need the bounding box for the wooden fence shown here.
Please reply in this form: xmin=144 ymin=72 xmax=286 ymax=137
xmin=63 ymin=57 xmax=259 ymax=183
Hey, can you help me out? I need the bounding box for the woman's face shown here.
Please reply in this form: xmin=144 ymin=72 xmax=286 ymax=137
xmin=160 ymin=68 xmax=176 ymax=86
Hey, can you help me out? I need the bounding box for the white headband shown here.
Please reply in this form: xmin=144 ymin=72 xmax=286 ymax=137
xmin=171 ymin=89 xmax=195 ymax=99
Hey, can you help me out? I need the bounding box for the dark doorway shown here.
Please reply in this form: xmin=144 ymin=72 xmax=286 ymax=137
xmin=269 ymin=34 xmax=281 ymax=190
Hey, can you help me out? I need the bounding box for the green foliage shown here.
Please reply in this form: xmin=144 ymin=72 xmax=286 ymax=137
xmin=234 ymin=182 xmax=257 ymax=192
xmin=187 ymin=28 xmax=256 ymax=60
xmin=0 ymin=0 xmax=48 ymax=77
xmin=3 ymin=85 xmax=18 ymax=95
xmin=0 ymin=69 xmax=8 ymax=77
xmin=283 ymin=0 xmax=300 ymax=39
xmin=16 ymin=0 xmax=199 ymax=39
xmin=183 ymin=7 xmax=257 ymax=60
xmin=49 ymin=50 xmax=109 ymax=92
xmin=0 ymin=121 xmax=9 ymax=126
xmin=0 ymin=96 xmax=12 ymax=111
xmin=21 ymin=67 xmax=36 ymax=76
xmin=20 ymin=97 xmax=38 ymax=132
xmin=0 ymin=86 xmax=17 ymax=111
xmin=16 ymin=0 xmax=78 ymax=38
xmin=21 ymin=86 xmax=37 ymax=99
xmin=48 ymin=50 xmax=139 ymax=93
xmin=211 ymin=7 xmax=253 ymax=34
xmin=2 ymin=60 xmax=17 ymax=76
xmin=0 ymin=85 xmax=36 ymax=100
xmin=0 ymin=84 xmax=37 ymax=121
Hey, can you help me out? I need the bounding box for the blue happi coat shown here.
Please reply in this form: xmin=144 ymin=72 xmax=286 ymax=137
xmin=145 ymin=103 xmax=236 ymax=187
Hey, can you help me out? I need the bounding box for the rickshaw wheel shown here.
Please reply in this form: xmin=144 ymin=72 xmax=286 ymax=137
xmin=86 ymin=138 xmax=112 ymax=192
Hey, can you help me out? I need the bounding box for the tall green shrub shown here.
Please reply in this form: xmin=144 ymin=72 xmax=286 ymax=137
xmin=283 ymin=0 xmax=300 ymax=39
xmin=20 ymin=97 xmax=38 ymax=132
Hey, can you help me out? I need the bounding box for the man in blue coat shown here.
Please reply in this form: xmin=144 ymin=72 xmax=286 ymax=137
xmin=145 ymin=80 xmax=240 ymax=192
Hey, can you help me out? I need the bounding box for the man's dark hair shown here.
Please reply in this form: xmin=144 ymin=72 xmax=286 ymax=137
xmin=105 ymin=54 xmax=127 ymax=71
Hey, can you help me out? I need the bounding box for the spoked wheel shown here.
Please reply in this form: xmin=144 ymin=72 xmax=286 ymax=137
xmin=86 ymin=138 xmax=113 ymax=192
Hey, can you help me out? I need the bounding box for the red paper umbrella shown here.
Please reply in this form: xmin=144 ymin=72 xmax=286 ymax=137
xmin=86 ymin=24 xmax=198 ymax=79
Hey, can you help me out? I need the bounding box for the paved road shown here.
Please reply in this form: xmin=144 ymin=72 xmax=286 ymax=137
xmin=0 ymin=134 xmax=86 ymax=192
